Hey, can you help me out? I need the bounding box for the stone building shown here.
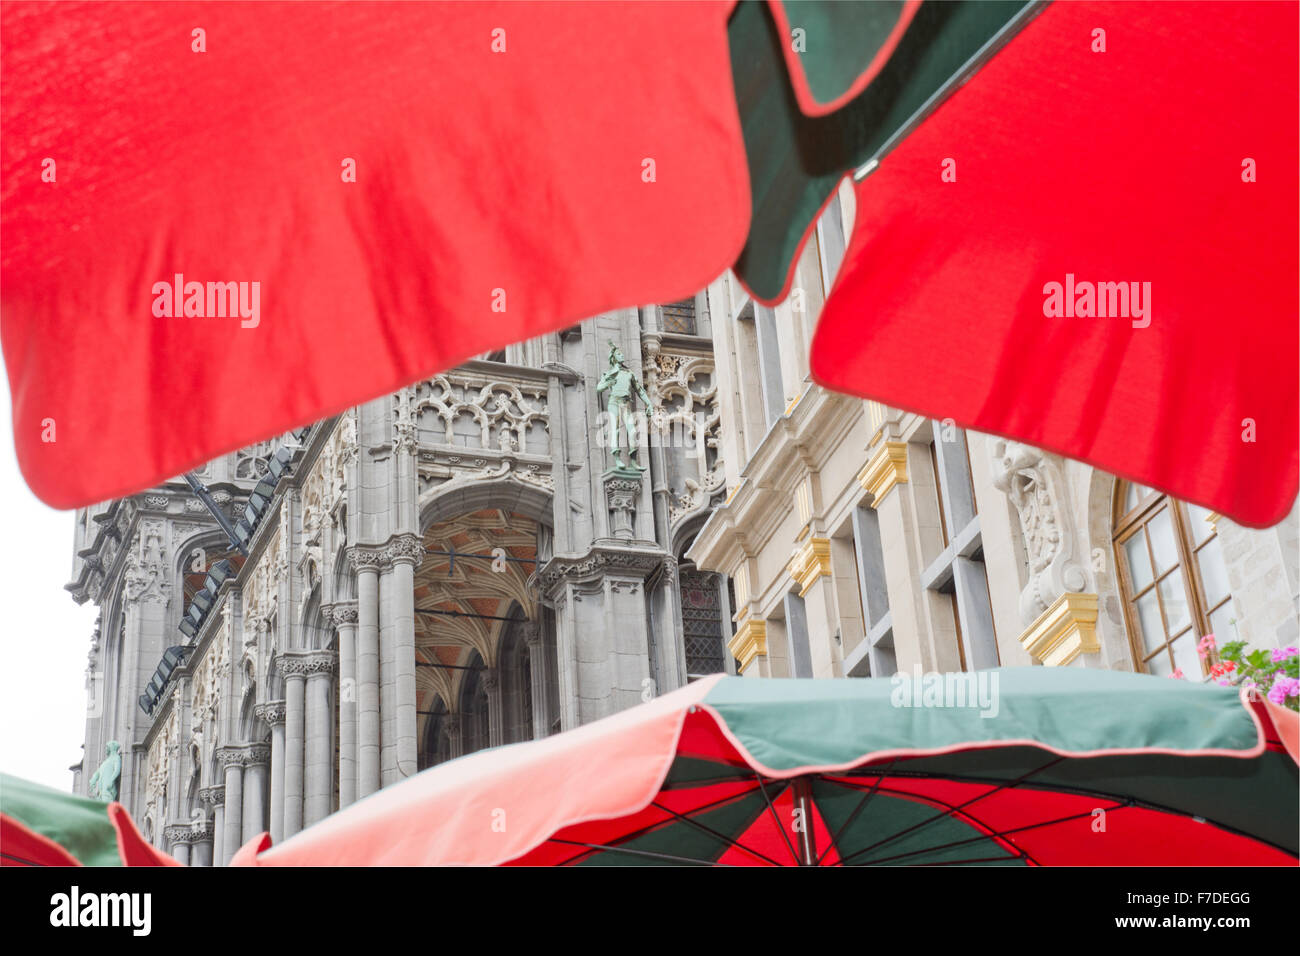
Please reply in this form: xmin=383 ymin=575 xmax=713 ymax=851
xmin=688 ymin=181 xmax=1300 ymax=687
xmin=66 ymin=306 xmax=732 ymax=863
xmin=67 ymin=181 xmax=1299 ymax=865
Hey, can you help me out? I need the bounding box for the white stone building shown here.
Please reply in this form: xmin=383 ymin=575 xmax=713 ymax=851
xmin=688 ymin=182 xmax=1300 ymax=689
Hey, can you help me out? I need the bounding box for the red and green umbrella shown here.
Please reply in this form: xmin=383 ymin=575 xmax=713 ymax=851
xmin=232 ymin=668 xmax=1298 ymax=866
xmin=0 ymin=774 xmax=177 ymax=867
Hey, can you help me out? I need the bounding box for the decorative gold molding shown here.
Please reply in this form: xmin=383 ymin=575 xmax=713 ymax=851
xmin=1205 ymin=510 xmax=1222 ymax=531
xmin=728 ymin=616 xmax=768 ymax=673
xmin=788 ymin=537 xmax=833 ymax=597
xmin=1019 ymin=592 xmax=1100 ymax=667
xmin=857 ymin=441 xmax=909 ymax=506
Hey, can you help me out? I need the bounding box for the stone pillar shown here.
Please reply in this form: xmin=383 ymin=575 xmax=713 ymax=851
xmin=524 ymin=624 xmax=554 ymax=739
xmin=303 ymin=650 xmax=337 ymax=826
xmin=484 ymin=668 xmax=505 ymax=747
xmin=241 ymin=743 xmax=271 ymax=842
xmin=444 ymin=716 xmax=463 ymax=760
xmin=282 ymin=665 xmax=307 ymax=838
xmin=387 ymin=535 xmax=423 ymax=779
xmin=164 ymin=825 xmax=191 ymax=866
xmin=255 ymin=701 xmax=287 ymax=844
xmin=189 ymin=821 xmax=214 ymax=867
xmin=331 ymin=603 xmax=359 ymax=807
xmin=351 ymin=547 xmax=383 ymax=797
xmin=219 ymin=748 xmax=244 ymax=865
xmin=199 ymin=786 xmax=223 ymax=867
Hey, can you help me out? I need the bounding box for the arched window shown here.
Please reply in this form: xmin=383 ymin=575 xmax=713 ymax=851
xmin=1113 ymin=482 xmax=1233 ymax=677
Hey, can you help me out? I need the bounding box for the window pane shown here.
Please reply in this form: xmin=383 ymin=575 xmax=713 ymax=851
xmin=1124 ymin=483 xmax=1155 ymax=514
xmin=1158 ymin=574 xmax=1192 ymax=635
xmin=1208 ymin=603 xmax=1236 ymax=644
xmin=1196 ymin=536 xmax=1231 ymax=608
xmin=1172 ymin=632 xmax=1202 ymax=679
xmin=1185 ymin=503 xmax=1216 ymax=546
xmin=1145 ymin=649 xmax=1173 ymax=677
xmin=1123 ymin=534 xmax=1153 ymax=592
xmin=1135 ymin=590 xmax=1165 ymax=653
xmin=1148 ymin=507 xmax=1179 ymax=574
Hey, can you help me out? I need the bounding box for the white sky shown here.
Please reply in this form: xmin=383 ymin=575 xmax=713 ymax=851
xmin=0 ymin=352 xmax=99 ymax=791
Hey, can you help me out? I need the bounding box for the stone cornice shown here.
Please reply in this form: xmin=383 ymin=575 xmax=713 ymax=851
xmin=536 ymin=545 xmax=669 ymax=592
xmin=1019 ymin=592 xmax=1100 ymax=667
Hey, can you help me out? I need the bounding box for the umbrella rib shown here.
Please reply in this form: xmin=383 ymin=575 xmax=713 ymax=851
xmin=814 ymin=758 xmax=897 ymax=866
xmin=648 ymin=799 xmax=787 ymax=867
xmin=833 ymin=756 xmax=1066 ymax=865
xmin=546 ymin=837 xmax=731 ymax=867
xmin=542 ymin=785 xmax=766 ymax=865
xmin=854 ymin=802 xmax=1129 ymax=866
xmin=752 ymin=775 xmax=802 ymax=865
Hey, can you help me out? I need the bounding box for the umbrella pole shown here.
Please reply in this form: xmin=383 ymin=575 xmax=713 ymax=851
xmin=794 ymin=777 xmax=816 ymax=866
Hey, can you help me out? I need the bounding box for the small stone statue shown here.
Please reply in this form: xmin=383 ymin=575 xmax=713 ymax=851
xmin=596 ymin=340 xmax=653 ymax=473
xmin=87 ymin=740 xmax=122 ymax=802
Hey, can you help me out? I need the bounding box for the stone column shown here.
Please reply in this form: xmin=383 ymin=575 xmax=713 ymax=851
xmin=282 ymin=663 xmax=307 ymax=838
xmin=164 ymin=824 xmax=191 ymax=865
xmin=189 ymin=820 xmax=214 ymax=867
xmin=443 ymin=716 xmax=463 ymax=760
xmin=255 ymin=701 xmax=287 ymax=844
xmin=484 ymin=668 xmax=505 ymax=747
xmin=331 ymin=603 xmax=359 ymax=807
xmin=302 ymin=650 xmax=337 ymax=826
xmin=219 ymin=747 xmax=244 ymax=865
xmin=241 ymin=743 xmax=271 ymax=842
xmin=199 ymin=786 xmax=223 ymax=867
xmin=387 ymin=535 xmax=423 ymax=780
xmin=351 ymin=547 xmax=383 ymax=798
xmin=524 ymin=624 xmax=554 ymax=739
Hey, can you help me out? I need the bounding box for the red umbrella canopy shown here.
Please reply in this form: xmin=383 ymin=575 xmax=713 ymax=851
xmin=233 ymin=669 xmax=1299 ymax=866
xmin=0 ymin=0 xmax=749 ymax=508
xmin=810 ymin=0 xmax=1299 ymax=528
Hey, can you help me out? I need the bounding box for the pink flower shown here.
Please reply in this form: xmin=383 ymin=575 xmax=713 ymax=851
xmin=1169 ymin=669 xmax=1185 ymax=680
xmin=1197 ymin=634 xmax=1217 ymax=660
xmin=1271 ymin=646 xmax=1298 ymax=664
xmin=1267 ymin=677 xmax=1300 ymax=705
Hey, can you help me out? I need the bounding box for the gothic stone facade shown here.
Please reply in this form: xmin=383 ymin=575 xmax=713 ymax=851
xmin=67 ymin=306 xmax=732 ymax=864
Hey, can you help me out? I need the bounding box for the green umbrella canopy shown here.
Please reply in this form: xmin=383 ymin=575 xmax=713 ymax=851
xmin=1 ymin=773 xmax=173 ymax=867
xmin=237 ymin=668 xmax=1298 ymax=867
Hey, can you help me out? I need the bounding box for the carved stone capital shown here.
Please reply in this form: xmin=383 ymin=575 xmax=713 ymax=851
xmin=347 ymin=545 xmax=387 ymax=573
xmin=728 ymin=615 xmax=768 ymax=673
xmin=330 ymin=601 xmax=359 ymax=626
xmin=255 ymin=700 xmax=287 ymax=727
xmin=536 ymin=546 xmax=668 ymax=594
xmin=164 ymin=823 xmax=194 ymax=846
xmin=280 ymin=649 xmax=337 ymax=679
xmin=858 ymin=441 xmax=909 ymax=506
xmin=482 ymin=670 xmax=500 ymax=693
xmin=384 ymin=533 xmax=425 ymax=569
xmin=188 ymin=820 xmax=214 ymax=843
xmin=788 ymin=537 xmax=832 ymax=597
xmin=1018 ymin=592 xmax=1100 ymax=667
xmin=217 ymin=746 xmax=244 ymax=770
xmin=240 ymin=742 xmax=271 ymax=767
xmin=198 ymin=785 xmax=225 ymax=808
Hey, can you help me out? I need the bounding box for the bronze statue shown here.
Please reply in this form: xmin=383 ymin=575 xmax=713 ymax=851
xmin=88 ymin=740 xmax=122 ymax=802
xmin=596 ymin=341 xmax=653 ymax=472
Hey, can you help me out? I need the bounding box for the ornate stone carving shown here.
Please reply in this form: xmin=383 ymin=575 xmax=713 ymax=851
xmin=279 ymin=649 xmax=337 ymax=678
xmin=604 ymin=475 xmax=641 ymax=539
xmin=642 ymin=348 xmax=724 ymax=527
xmin=254 ymin=700 xmax=287 ymax=727
xmin=537 ymin=547 xmax=668 ymax=592
xmin=411 ymin=371 xmax=549 ymax=454
xmin=384 ymin=533 xmax=425 ymax=568
xmin=198 ymin=786 xmax=224 ymax=809
xmin=330 ymin=602 xmax=359 ymax=626
xmin=348 ymin=545 xmax=386 ymax=573
xmin=164 ymin=823 xmax=193 ymax=846
xmin=989 ymin=438 xmax=1091 ymax=625
xmin=123 ymin=519 xmax=169 ymax=606
xmin=144 ymin=494 xmax=168 ymax=510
